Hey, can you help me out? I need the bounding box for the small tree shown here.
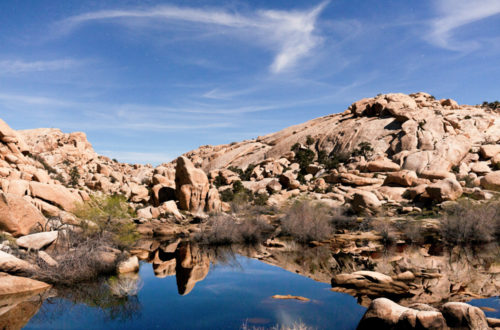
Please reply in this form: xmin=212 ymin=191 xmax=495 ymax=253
xmin=305 ymin=135 xmax=315 ymax=147
xmin=69 ymin=166 xmax=81 ymax=186
xmin=352 ymin=142 xmax=374 ymax=159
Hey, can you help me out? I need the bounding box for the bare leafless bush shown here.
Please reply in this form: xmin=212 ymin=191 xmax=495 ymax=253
xmin=195 ymin=214 xmax=273 ymax=245
xmin=31 ymin=230 xmax=125 ymax=285
xmin=441 ymin=199 xmax=499 ymax=245
xmin=280 ymin=200 xmax=334 ymax=243
xmin=372 ymin=219 xmax=397 ymax=246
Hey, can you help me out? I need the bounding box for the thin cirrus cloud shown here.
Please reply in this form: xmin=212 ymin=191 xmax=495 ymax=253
xmin=56 ymin=2 xmax=329 ymax=73
xmin=0 ymin=59 xmax=82 ymax=74
xmin=427 ymin=0 xmax=500 ymax=51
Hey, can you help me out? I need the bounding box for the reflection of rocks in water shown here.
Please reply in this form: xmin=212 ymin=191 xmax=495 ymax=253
xmin=175 ymin=242 xmax=210 ymax=295
xmin=0 ymin=273 xmax=50 ymax=330
xmin=0 ymin=294 xmax=44 ymax=330
xmin=0 ymin=289 xmax=47 ymax=330
xmin=237 ymin=240 xmax=500 ymax=308
xmin=135 ymin=239 xmax=210 ymax=295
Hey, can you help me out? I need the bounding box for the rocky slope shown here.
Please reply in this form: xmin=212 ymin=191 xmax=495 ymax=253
xmin=177 ymin=92 xmax=500 ymax=215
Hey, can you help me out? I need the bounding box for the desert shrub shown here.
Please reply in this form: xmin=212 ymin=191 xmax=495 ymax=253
xmin=318 ymin=150 xmax=349 ymax=170
xmin=305 ymin=135 xmax=315 ymax=146
xmin=440 ymin=199 xmax=499 ymax=245
xmin=32 ymin=230 xmax=125 ymax=285
xmin=396 ymin=221 xmax=423 ymax=245
xmin=213 ymin=175 xmax=225 ymax=188
xmin=482 ymin=101 xmax=500 ymax=111
xmin=352 ymin=142 xmax=374 ymax=159
xmin=220 ymin=188 xmax=234 ymax=202
xmin=227 ymin=165 xmax=255 ymax=181
xmin=254 ymin=193 xmax=269 ymax=206
xmin=295 ymin=148 xmax=315 ymax=173
xmin=194 ymin=214 xmax=272 ymax=245
xmin=69 ymin=166 xmax=80 ymax=186
xmin=74 ymin=194 xmax=139 ymax=249
xmin=280 ymin=200 xmax=333 ymax=243
xmin=330 ymin=207 xmax=356 ymax=230
xmin=372 ymin=219 xmax=397 ymax=246
xmin=232 ymin=191 xmax=252 ymax=213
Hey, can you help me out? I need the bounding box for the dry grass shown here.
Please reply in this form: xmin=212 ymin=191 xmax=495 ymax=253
xmin=441 ymin=199 xmax=500 ymax=245
xmin=241 ymin=320 xmax=315 ymax=330
xmin=280 ymin=200 xmax=334 ymax=243
xmin=31 ymin=230 xmax=125 ymax=285
xmin=195 ymin=214 xmax=273 ymax=246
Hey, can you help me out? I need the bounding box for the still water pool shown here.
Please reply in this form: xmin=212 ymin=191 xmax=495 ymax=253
xmin=25 ymin=255 xmax=366 ymax=329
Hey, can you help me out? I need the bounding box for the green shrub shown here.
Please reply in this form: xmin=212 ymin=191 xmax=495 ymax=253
xmin=352 ymin=142 xmax=374 ymax=159
xmin=305 ymin=135 xmax=315 ymax=146
xmin=74 ymin=194 xmax=139 ymax=249
xmin=69 ymin=166 xmax=81 ymax=186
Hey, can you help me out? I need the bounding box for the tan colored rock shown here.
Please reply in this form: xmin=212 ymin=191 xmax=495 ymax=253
xmin=357 ymin=298 xmax=446 ymax=330
xmin=0 ymin=251 xmax=37 ymax=274
xmin=29 ymin=182 xmax=82 ymax=212
xmin=279 ymin=172 xmax=300 ymax=190
xmin=425 ymin=178 xmax=463 ymax=202
xmin=205 ymin=187 xmax=222 ymax=213
xmin=441 ymin=302 xmax=489 ymax=330
xmin=351 ymin=191 xmax=382 ymax=214
xmin=6 ymin=180 xmax=29 ymax=197
xmin=266 ymin=179 xmax=282 ymax=193
xmin=117 ymin=256 xmax=139 ymax=274
xmin=384 ymin=170 xmax=418 ymax=187
xmin=480 ymin=171 xmax=500 ymax=191
xmin=175 ymin=156 xmax=211 ymax=212
xmin=480 ymin=144 xmax=500 ymax=159
xmin=366 ymin=160 xmax=400 ymax=172
xmin=16 ymin=231 xmax=58 ymax=250
xmin=158 ymin=201 xmax=185 ymax=220
xmin=0 ymin=272 xmax=50 ymax=296
xmin=0 ymin=192 xmax=46 ymax=237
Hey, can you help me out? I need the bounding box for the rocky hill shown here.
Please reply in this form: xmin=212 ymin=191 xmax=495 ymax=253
xmin=179 ymin=92 xmax=500 ymax=214
xmin=2 ymin=91 xmax=500 ymax=236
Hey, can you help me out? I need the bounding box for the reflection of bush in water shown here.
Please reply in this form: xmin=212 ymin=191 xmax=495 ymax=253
xmin=33 ymin=278 xmax=142 ymax=323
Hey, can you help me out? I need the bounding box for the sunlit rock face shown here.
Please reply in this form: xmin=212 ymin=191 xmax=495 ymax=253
xmin=178 ymin=93 xmax=499 ymax=173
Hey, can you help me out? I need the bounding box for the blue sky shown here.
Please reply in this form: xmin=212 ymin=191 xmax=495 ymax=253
xmin=1 ymin=0 xmax=499 ymax=164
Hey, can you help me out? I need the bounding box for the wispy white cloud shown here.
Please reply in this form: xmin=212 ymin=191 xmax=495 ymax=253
xmin=428 ymin=0 xmax=500 ymax=51
xmin=0 ymin=59 xmax=82 ymax=74
xmin=98 ymin=150 xmax=174 ymax=165
xmin=57 ymin=2 xmax=329 ymax=73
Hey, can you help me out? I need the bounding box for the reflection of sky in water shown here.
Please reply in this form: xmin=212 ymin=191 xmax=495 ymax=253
xmin=25 ymin=256 xmax=366 ymax=329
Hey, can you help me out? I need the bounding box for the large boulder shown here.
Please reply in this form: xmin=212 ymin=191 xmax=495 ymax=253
xmin=331 ymin=271 xmax=410 ymax=298
xmin=441 ymin=302 xmax=489 ymax=330
xmin=357 ymin=298 xmax=447 ymax=330
xmin=425 ymin=178 xmax=463 ymax=202
xmin=29 ymin=182 xmax=82 ymax=212
xmin=0 ymin=251 xmax=37 ymax=274
xmin=0 ymin=192 xmax=46 ymax=237
xmin=480 ymin=171 xmax=500 ymax=191
xmin=0 ymin=272 xmax=50 ymax=296
xmin=366 ymin=160 xmax=400 ymax=172
xmin=384 ymin=170 xmax=418 ymax=187
xmin=16 ymin=231 xmax=58 ymax=250
xmin=351 ymin=191 xmax=382 ymax=215
xmin=175 ymin=156 xmax=213 ymax=212
xmin=480 ymin=144 xmax=500 ymax=159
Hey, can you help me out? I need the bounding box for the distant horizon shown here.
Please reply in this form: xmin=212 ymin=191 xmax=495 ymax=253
xmin=1 ymin=0 xmax=499 ymax=164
